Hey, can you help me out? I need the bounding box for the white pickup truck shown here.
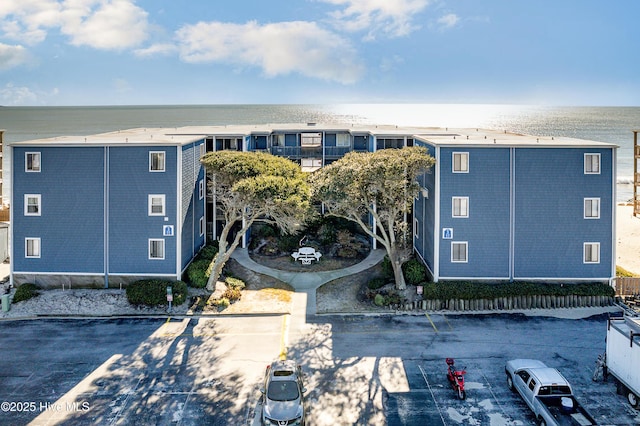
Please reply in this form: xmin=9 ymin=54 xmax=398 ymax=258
xmin=505 ymin=359 xmax=596 ymax=426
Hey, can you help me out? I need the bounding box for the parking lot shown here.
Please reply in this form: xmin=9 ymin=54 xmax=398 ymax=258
xmin=0 ymin=311 xmax=639 ymax=425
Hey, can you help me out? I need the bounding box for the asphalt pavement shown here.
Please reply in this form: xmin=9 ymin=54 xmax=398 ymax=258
xmin=1 ymin=312 xmax=639 ymax=425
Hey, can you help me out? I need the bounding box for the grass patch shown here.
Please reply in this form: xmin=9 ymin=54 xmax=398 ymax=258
xmin=258 ymin=288 xmax=293 ymax=303
xmin=617 ymin=265 xmax=639 ymax=277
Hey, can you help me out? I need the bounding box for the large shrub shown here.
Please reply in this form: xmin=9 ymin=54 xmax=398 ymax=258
xmin=12 ymin=283 xmax=39 ymax=303
xmin=381 ymin=256 xmax=394 ymax=281
xmin=197 ymin=243 xmax=219 ymax=262
xmin=126 ymin=280 xmax=187 ymax=306
xmin=402 ymin=259 xmax=427 ymax=285
xmin=186 ymin=259 xmax=211 ymax=288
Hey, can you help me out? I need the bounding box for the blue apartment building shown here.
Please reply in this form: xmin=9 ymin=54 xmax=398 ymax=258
xmin=412 ymin=130 xmax=616 ymax=283
xmin=11 ymin=128 xmax=206 ymax=287
xmin=9 ymin=124 xmax=616 ymax=286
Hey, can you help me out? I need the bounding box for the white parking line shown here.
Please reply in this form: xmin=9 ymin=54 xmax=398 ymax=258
xmin=418 ymin=365 xmax=448 ymax=426
xmin=481 ymin=371 xmax=511 ymax=420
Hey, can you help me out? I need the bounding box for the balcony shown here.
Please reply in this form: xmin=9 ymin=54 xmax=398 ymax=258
xmin=270 ymin=146 xmax=321 ymax=159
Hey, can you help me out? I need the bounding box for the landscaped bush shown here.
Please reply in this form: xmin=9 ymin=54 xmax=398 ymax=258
xmin=420 ymin=281 xmax=615 ymax=301
xmin=212 ymin=297 xmax=230 ymax=309
xmin=381 ymin=256 xmax=394 ymax=281
xmin=126 ymin=280 xmax=187 ymax=306
xmin=277 ymin=233 xmax=302 ymax=253
xmin=196 ymin=243 xmax=219 ymax=262
xmin=402 ymin=259 xmax=427 ymax=285
xmin=186 ymin=259 xmax=211 ymax=288
xmin=12 ymin=283 xmax=39 ymax=303
xmin=367 ymin=277 xmax=387 ymax=290
xmin=225 ymin=277 xmax=246 ymax=291
xmin=222 ymin=288 xmax=242 ymax=302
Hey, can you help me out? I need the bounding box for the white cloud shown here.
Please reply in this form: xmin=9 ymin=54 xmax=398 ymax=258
xmin=0 ymin=0 xmax=149 ymax=50
xmin=0 ymin=83 xmax=38 ymax=105
xmin=321 ymin=0 xmax=431 ymax=39
xmin=134 ymin=43 xmax=177 ymax=57
xmin=0 ymin=43 xmax=30 ymax=70
xmin=436 ymin=13 xmax=459 ymax=30
xmin=176 ymin=20 xmax=364 ymax=84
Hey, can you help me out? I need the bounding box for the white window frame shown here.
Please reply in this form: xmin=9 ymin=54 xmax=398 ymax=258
xmin=583 ymin=242 xmax=600 ymax=264
xmin=451 ymin=241 xmax=468 ymax=263
xmin=24 ymin=194 xmax=41 ymax=216
xmin=199 ymin=180 xmax=204 ymax=200
xmin=148 ymin=194 xmax=166 ymax=216
xmin=584 ymin=153 xmax=600 ymax=175
xmin=584 ymin=198 xmax=600 ymax=219
xmin=336 ymin=133 xmax=350 ymax=147
xmin=25 ymin=237 xmax=41 ymax=258
xmin=199 ymin=216 xmax=205 ymax=237
xmin=149 ymin=151 xmax=166 ymax=172
xmin=149 ymin=239 xmax=165 ymax=260
xmin=452 ymin=152 xmax=469 ymax=173
xmin=413 ymin=217 xmax=419 ymax=239
xmin=452 ymin=196 xmax=469 ymax=218
xmin=25 ymin=152 xmax=41 ymax=172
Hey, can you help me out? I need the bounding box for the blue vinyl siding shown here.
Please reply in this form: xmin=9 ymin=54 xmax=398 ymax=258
xmin=13 ymin=147 xmax=105 ymax=273
xmin=181 ymin=141 xmax=206 ymax=270
xmin=438 ymin=147 xmax=511 ymax=278
xmin=513 ymin=148 xmax=613 ymax=279
xmin=108 ymin=146 xmax=177 ymax=274
xmin=413 ymin=141 xmax=436 ymax=274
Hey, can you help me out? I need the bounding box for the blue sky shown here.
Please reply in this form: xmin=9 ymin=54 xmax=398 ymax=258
xmin=0 ymin=0 xmax=638 ymax=106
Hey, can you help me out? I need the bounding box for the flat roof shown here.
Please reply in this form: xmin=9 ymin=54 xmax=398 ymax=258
xmin=7 ymin=123 xmax=617 ymax=148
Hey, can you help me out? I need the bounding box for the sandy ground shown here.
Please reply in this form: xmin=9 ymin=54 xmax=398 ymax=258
xmin=616 ymin=205 xmax=640 ymax=275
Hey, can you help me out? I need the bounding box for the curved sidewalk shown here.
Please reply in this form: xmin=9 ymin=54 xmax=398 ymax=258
xmin=230 ymin=248 xmax=386 ymax=315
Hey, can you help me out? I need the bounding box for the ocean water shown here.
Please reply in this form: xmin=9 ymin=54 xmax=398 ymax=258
xmin=0 ymin=104 xmax=637 ymax=201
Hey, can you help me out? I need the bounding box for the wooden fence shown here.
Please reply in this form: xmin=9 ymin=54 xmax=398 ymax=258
xmin=614 ymin=277 xmax=640 ymax=296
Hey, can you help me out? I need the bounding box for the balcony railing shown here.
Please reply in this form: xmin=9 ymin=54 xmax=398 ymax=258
xmin=324 ymin=146 xmax=352 ymax=158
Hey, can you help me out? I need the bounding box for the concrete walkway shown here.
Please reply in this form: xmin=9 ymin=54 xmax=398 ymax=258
xmin=230 ymin=248 xmax=386 ymax=316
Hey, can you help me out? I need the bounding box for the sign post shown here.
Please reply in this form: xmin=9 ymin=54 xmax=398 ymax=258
xmin=166 ymin=286 xmax=173 ymax=313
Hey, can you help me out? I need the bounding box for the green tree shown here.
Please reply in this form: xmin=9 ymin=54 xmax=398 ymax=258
xmin=310 ymin=146 xmax=435 ymax=290
xmin=201 ymin=151 xmax=311 ymax=291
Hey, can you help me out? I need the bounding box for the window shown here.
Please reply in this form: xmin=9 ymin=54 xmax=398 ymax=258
xmin=528 ymin=379 xmax=537 ymax=392
xmin=24 ymin=194 xmax=41 ymax=216
xmin=336 ymin=133 xmax=350 ymax=147
xmin=25 ymin=238 xmax=40 ymax=258
xmin=451 ymin=241 xmax=468 ymax=263
xmin=148 ymin=195 xmax=165 ymax=216
xmin=149 ymin=239 xmax=165 ymax=259
xmin=413 ymin=218 xmax=418 ymax=239
xmin=150 ymin=151 xmax=166 ymax=172
xmin=584 ymin=198 xmax=600 ymax=219
xmin=26 ymin=152 xmax=41 ymax=172
xmin=199 ymin=217 xmax=205 ymax=237
xmin=199 ymin=180 xmax=204 ymax=200
xmin=584 ymin=153 xmax=600 ymax=174
xmin=584 ymin=243 xmax=600 ymax=264
xmin=452 ymin=197 xmax=469 ymax=218
xmin=452 ymin=152 xmax=469 ymax=173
